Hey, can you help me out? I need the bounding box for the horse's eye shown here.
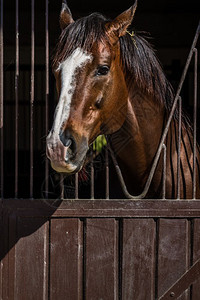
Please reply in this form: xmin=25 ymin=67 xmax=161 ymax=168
xmin=96 ymin=65 xmax=110 ymax=76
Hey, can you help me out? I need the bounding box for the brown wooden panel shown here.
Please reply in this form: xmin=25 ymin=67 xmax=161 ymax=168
xmin=191 ymin=219 xmax=200 ymax=299
xmin=15 ymin=217 xmax=49 ymax=300
xmin=3 ymin=199 xmax=200 ymax=218
xmin=2 ymin=200 xmax=200 ymax=300
xmin=50 ymin=200 xmax=200 ymax=218
xmin=0 ymin=200 xmax=4 ymax=299
xmin=50 ymin=218 xmax=83 ymax=300
xmin=122 ymin=219 xmax=156 ymax=300
xmin=4 ymin=213 xmax=17 ymax=300
xmin=157 ymin=219 xmax=190 ymax=299
xmin=85 ymin=218 xmax=118 ymax=299
xmin=1 ymin=209 xmax=14 ymax=299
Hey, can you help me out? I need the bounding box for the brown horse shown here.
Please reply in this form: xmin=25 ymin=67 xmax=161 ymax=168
xmin=46 ymin=1 xmax=200 ymax=199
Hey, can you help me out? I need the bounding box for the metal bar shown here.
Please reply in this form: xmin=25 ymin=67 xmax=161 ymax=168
xmin=105 ymin=145 xmax=109 ymax=199
xmin=159 ymin=258 xmax=200 ymax=300
xmin=107 ymin=142 xmax=133 ymax=199
xmin=75 ymin=173 xmax=79 ymax=199
xmin=0 ymin=0 xmax=3 ymax=286
xmin=162 ymin=144 xmax=166 ymax=199
xmin=0 ymin=0 xmax=3 ymax=129
xmin=90 ymin=148 xmax=94 ymax=199
xmin=60 ymin=174 xmax=64 ymax=199
xmin=15 ymin=0 xmax=19 ymax=198
xmin=45 ymin=0 xmax=49 ymax=198
xmin=30 ymin=0 xmax=35 ymax=198
xmin=108 ymin=21 xmax=200 ymax=200
xmin=193 ymin=48 xmax=197 ymax=199
xmin=177 ymin=96 xmax=182 ymax=199
xmin=0 ymin=0 xmax=3 ymax=199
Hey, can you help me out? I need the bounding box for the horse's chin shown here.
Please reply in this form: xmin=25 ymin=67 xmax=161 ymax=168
xmin=51 ymin=159 xmax=84 ymax=175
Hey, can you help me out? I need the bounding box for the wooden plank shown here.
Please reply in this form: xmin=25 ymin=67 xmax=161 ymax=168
xmin=6 ymin=212 xmax=17 ymax=300
xmin=14 ymin=217 xmax=49 ymax=300
xmin=1 ymin=207 xmax=50 ymax=299
xmin=3 ymin=199 xmax=200 ymax=218
xmin=0 ymin=200 xmax=3 ymax=299
xmin=1 ymin=211 xmax=18 ymax=300
xmin=85 ymin=218 xmax=118 ymax=299
xmin=122 ymin=219 xmax=156 ymax=300
xmin=191 ymin=219 xmax=200 ymax=299
xmin=50 ymin=218 xmax=83 ymax=300
xmin=157 ymin=219 xmax=190 ymax=299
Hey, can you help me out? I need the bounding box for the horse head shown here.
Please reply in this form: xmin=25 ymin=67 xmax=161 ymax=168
xmin=46 ymin=1 xmax=137 ymax=174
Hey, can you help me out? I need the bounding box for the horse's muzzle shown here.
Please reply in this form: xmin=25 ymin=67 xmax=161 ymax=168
xmin=46 ymin=131 xmax=88 ymax=174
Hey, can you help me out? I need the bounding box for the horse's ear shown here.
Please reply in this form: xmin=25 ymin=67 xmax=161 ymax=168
xmin=105 ymin=1 xmax=137 ymax=41
xmin=60 ymin=0 xmax=74 ymax=30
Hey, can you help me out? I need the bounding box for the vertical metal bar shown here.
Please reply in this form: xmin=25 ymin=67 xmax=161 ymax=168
xmin=162 ymin=144 xmax=166 ymax=199
xmin=15 ymin=0 xmax=19 ymax=198
xmin=45 ymin=0 xmax=49 ymax=198
xmin=75 ymin=173 xmax=79 ymax=199
xmin=193 ymin=48 xmax=197 ymax=199
xmin=60 ymin=174 xmax=64 ymax=199
xmin=0 ymin=0 xmax=3 ymax=129
xmin=90 ymin=148 xmax=94 ymax=199
xmin=0 ymin=0 xmax=3 ymax=199
xmin=105 ymin=146 xmax=109 ymax=199
xmin=30 ymin=0 xmax=34 ymax=198
xmin=177 ymin=96 xmax=182 ymax=199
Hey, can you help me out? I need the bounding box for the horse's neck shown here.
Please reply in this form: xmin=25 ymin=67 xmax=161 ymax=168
xmin=110 ymin=90 xmax=200 ymax=198
xmin=110 ymin=90 xmax=165 ymax=194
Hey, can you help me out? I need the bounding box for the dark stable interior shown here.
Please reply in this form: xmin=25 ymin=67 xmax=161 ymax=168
xmin=2 ymin=0 xmax=200 ymax=198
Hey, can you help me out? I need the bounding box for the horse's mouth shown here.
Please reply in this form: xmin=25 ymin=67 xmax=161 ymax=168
xmin=46 ymin=138 xmax=88 ymax=175
xmin=46 ymin=130 xmax=89 ymax=175
xmin=50 ymin=158 xmax=84 ymax=175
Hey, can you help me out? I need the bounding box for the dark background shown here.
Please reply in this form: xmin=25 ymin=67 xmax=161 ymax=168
xmin=2 ymin=0 xmax=200 ymax=198
xmin=4 ymin=0 xmax=200 ymax=48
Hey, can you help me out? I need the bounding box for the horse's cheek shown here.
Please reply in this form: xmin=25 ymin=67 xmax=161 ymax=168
xmin=101 ymin=99 xmax=127 ymax=134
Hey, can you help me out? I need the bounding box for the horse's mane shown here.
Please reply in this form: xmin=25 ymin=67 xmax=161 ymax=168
xmin=119 ymin=34 xmax=174 ymax=112
xmin=52 ymin=13 xmax=185 ymax=122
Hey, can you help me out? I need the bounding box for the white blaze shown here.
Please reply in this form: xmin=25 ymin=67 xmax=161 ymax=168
xmin=52 ymin=48 xmax=92 ymax=135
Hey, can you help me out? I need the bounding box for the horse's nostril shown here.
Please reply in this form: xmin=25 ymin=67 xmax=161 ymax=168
xmin=65 ymin=138 xmax=72 ymax=148
xmin=59 ymin=131 xmax=71 ymax=147
xmin=59 ymin=131 xmax=77 ymax=161
xmin=65 ymin=139 xmax=76 ymax=162
xmin=68 ymin=138 xmax=76 ymax=155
